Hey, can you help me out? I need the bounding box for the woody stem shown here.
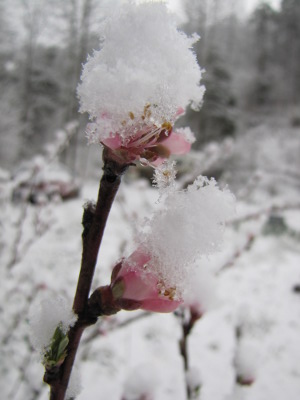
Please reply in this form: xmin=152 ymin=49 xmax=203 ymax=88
xmin=45 ymin=148 xmax=130 ymax=400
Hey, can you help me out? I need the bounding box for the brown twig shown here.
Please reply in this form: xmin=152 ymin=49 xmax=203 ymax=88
xmin=218 ymin=233 xmax=256 ymax=273
xmin=45 ymin=148 xmax=130 ymax=400
xmin=176 ymin=307 xmax=202 ymax=399
xmin=228 ymin=202 xmax=300 ymax=225
xmin=82 ymin=311 xmax=152 ymax=344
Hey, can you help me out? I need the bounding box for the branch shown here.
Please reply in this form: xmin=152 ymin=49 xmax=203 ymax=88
xmin=45 ymin=148 xmax=130 ymax=400
xmin=228 ymin=202 xmax=300 ymax=225
xmin=218 ymin=233 xmax=256 ymax=273
xmin=81 ymin=311 xmax=152 ymax=345
xmin=176 ymin=308 xmax=202 ymax=399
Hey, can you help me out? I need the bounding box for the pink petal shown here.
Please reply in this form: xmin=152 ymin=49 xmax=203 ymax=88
xmin=162 ymin=132 xmax=192 ymax=155
xmin=114 ymin=248 xmax=158 ymax=301
xmin=175 ymin=107 xmax=185 ymax=117
xmin=125 ymin=248 xmax=152 ymax=269
xmin=102 ymin=135 xmax=122 ymax=150
xmin=141 ymin=298 xmax=183 ymax=313
xmin=121 ymin=270 xmax=158 ymax=301
xmin=110 ymin=247 xmax=183 ymax=313
xmin=151 ymin=157 xmax=165 ymax=166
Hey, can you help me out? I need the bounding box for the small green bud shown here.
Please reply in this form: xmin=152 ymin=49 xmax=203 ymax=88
xmin=43 ymin=323 xmax=69 ymax=369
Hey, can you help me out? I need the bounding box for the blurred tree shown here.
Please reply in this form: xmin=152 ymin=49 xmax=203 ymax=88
xmin=246 ymin=3 xmax=280 ymax=107
xmin=180 ymin=0 xmax=236 ymax=147
xmin=17 ymin=0 xmax=65 ymax=158
xmin=56 ymin=0 xmax=95 ymax=169
xmin=0 ymin=0 xmax=113 ymax=171
xmin=14 ymin=0 xmax=96 ymax=165
xmin=181 ymin=48 xmax=236 ymax=148
xmin=59 ymin=0 xmax=93 ymax=123
xmin=0 ymin=0 xmax=21 ymax=167
xmin=197 ymin=48 xmax=236 ymax=146
xmin=279 ymin=0 xmax=300 ymax=103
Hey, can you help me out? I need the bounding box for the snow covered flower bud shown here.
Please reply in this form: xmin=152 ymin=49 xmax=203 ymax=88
xmin=110 ymin=176 xmax=234 ymax=313
xmin=77 ymin=2 xmax=204 ymax=165
xmin=138 ymin=176 xmax=235 ymax=298
xmin=110 ymin=247 xmax=182 ymax=313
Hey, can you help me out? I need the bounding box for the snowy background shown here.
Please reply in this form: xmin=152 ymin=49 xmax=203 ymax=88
xmin=1 ymin=0 xmax=300 ymax=399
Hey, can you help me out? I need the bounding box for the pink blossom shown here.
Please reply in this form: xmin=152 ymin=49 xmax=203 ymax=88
xmin=110 ymin=248 xmax=182 ymax=313
xmin=101 ymin=118 xmax=193 ymax=166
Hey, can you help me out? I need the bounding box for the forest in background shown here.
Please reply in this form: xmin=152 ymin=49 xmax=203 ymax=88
xmin=0 ymin=0 xmax=299 ymax=180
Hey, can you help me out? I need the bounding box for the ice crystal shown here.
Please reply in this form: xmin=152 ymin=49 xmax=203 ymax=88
xmin=152 ymin=160 xmax=177 ymax=194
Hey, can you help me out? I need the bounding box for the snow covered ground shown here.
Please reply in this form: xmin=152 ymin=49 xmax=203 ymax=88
xmin=1 ymin=122 xmax=300 ymax=400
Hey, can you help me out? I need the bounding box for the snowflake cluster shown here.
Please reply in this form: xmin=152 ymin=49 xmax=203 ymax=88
xmin=152 ymin=160 xmax=177 ymax=194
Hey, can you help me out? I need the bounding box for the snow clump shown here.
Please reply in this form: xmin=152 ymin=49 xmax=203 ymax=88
xmin=77 ymin=2 xmax=204 ymax=145
xmin=29 ymin=294 xmax=76 ymax=354
xmin=139 ymin=176 xmax=235 ymax=296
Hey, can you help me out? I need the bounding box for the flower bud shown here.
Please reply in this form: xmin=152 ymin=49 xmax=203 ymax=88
xmin=110 ymin=248 xmax=182 ymax=313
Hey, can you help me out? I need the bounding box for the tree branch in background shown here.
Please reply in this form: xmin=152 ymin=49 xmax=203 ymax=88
xmin=176 ymin=307 xmax=203 ymax=399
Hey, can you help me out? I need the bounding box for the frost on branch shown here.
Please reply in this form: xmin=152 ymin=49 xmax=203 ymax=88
xmin=77 ymin=2 xmax=203 ymax=165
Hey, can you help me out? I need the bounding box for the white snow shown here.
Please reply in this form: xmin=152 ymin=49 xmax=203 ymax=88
xmin=122 ymin=363 xmax=160 ymax=400
xmin=1 ymin=127 xmax=300 ymax=400
xmin=29 ymin=294 xmax=77 ymax=354
xmin=77 ymin=2 xmax=204 ymax=143
xmin=141 ymin=176 xmax=235 ymax=295
xmin=152 ymin=160 xmax=177 ymax=194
